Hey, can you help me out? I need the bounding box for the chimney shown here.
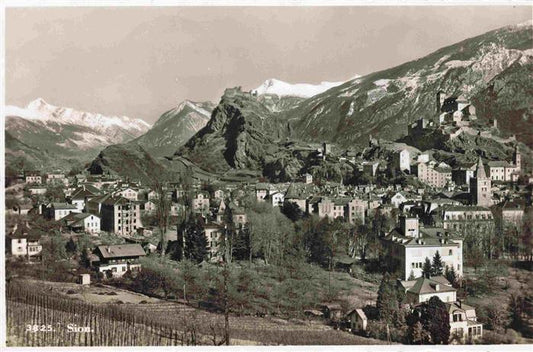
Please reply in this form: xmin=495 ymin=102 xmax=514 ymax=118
xmin=435 ymin=284 xmax=440 ymax=291
xmin=458 ymin=298 xmax=462 ymax=308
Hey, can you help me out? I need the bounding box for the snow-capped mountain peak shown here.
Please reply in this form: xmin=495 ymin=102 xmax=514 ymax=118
xmin=5 ymin=98 xmax=152 ymax=151
xmin=27 ymin=97 xmax=49 ymax=111
xmin=252 ymin=77 xmax=357 ymax=98
xmin=6 ymin=98 xmax=151 ymax=133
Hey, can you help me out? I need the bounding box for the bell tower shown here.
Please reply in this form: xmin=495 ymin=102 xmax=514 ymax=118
xmin=470 ymin=157 xmax=491 ymax=207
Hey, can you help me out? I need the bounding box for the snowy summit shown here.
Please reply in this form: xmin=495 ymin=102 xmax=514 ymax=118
xmin=252 ymin=78 xmax=356 ymax=99
xmin=5 ymin=98 xmax=151 ymax=134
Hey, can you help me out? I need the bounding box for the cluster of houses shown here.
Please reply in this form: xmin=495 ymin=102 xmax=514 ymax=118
xmin=5 ymin=90 xmax=532 ymax=345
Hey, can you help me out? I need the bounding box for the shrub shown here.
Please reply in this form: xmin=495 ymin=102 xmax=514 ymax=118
xmin=366 ymin=320 xmax=405 ymax=343
xmin=139 ymin=300 xmax=148 ymax=304
xmin=106 ymin=291 xmax=118 ymax=296
xmin=66 ymin=289 xmax=76 ymax=295
xmin=481 ymin=329 xmax=523 ymax=344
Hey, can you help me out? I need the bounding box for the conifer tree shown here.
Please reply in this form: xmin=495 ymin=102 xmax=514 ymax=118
xmin=422 ymin=257 xmax=432 ymax=278
xmin=431 ymin=251 xmax=444 ymax=276
xmin=183 ymin=216 xmax=208 ymax=263
xmin=445 ymin=265 xmax=457 ymax=286
xmin=377 ymin=273 xmax=400 ymax=323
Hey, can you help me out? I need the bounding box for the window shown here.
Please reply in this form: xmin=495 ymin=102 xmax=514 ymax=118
xmin=449 ymin=249 xmax=453 ymax=255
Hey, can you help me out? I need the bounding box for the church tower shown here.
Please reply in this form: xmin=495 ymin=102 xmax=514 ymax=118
xmin=470 ymin=157 xmax=491 ymax=207
xmin=513 ymin=144 xmax=521 ymax=171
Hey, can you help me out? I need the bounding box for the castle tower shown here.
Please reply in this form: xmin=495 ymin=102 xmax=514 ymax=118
xmin=470 ymin=157 xmax=491 ymax=207
xmin=513 ymin=144 xmax=521 ymax=171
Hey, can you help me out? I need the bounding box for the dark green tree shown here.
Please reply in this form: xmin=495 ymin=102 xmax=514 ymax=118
xmin=376 ymin=272 xmax=401 ymax=323
xmin=419 ymin=296 xmax=450 ymax=344
xmin=302 ymin=216 xmax=332 ymax=268
xmin=281 ymin=201 xmax=305 ymax=222
xmin=444 ymin=265 xmax=457 ymax=286
xmin=431 ymin=251 xmax=444 ymax=276
xmin=422 ymin=257 xmax=432 ymax=278
xmin=406 ymin=320 xmax=431 ymax=344
xmin=42 ymin=232 xmax=68 ymax=263
xmin=80 ymin=247 xmax=91 ymax=268
xmin=233 ymin=227 xmax=251 ymax=261
xmin=508 ymin=294 xmax=525 ymax=331
xmin=65 ymin=237 xmax=77 ymax=254
xmin=181 ymin=217 xmax=208 ymax=264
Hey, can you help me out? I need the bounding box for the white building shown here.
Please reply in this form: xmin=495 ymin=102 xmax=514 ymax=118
xmin=204 ymin=222 xmax=224 ymax=261
xmin=390 ymin=192 xmax=408 ymax=208
xmin=447 ymin=301 xmax=483 ymax=343
xmin=94 ymin=244 xmax=146 ymax=277
xmin=269 ymin=191 xmax=285 ymax=207
xmin=114 ymin=187 xmax=139 ymax=201
xmin=29 ymin=187 xmax=47 ymax=195
xmin=8 ymin=223 xmax=42 ymax=259
xmin=46 ymin=203 xmax=81 ymax=221
xmin=399 ymin=275 xmax=482 ymax=343
xmin=192 ymin=192 xmax=210 ymax=213
xmin=61 ymin=213 xmax=101 ymax=234
xmin=382 ymin=216 xmax=463 ymax=280
xmin=25 ymin=172 xmax=42 ymax=184
xmin=100 ymin=196 xmax=142 ymax=236
xmin=46 ymin=172 xmax=68 ymax=186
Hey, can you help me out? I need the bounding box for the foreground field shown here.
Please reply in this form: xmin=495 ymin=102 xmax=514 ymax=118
xmin=8 ymin=279 xmax=388 ymax=346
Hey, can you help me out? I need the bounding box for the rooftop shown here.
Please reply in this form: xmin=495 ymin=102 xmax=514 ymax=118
xmin=96 ymin=244 xmax=146 ymax=259
xmin=405 ymin=276 xmax=455 ymax=295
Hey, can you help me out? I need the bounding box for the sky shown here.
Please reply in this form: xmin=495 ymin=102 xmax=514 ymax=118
xmin=6 ymin=6 xmax=532 ymax=124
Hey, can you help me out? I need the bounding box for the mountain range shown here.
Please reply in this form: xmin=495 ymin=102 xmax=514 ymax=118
xmin=6 ymin=21 xmax=532 ymax=181
xmin=5 ymin=98 xmax=152 ymax=170
xmin=174 ymin=21 xmax=532 ymax=179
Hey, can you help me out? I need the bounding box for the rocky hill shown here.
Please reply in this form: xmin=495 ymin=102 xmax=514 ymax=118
xmin=176 ymin=87 xmax=284 ymax=174
xmin=129 ymin=100 xmax=215 ymax=157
